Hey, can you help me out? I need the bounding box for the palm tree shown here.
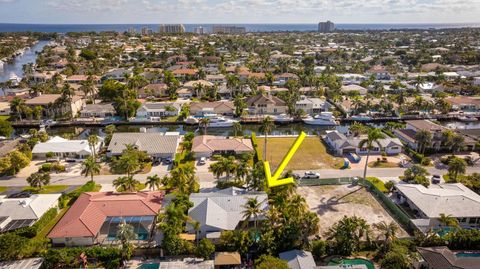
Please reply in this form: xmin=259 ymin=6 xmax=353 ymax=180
xmin=448 ymin=157 xmax=467 ymax=182
xmin=438 ymin=213 xmax=459 ymax=228
xmin=87 ymin=135 xmax=99 ymax=159
xmin=241 ymin=197 xmax=263 ymax=232
xmin=199 ymin=118 xmax=210 ymax=135
xmin=259 ymin=116 xmax=274 ymax=161
xmin=450 ymin=134 xmax=464 ymax=156
xmin=170 ymin=165 xmax=196 ymax=194
xmin=373 ymin=221 xmax=398 ymax=252
xmin=26 ymin=172 xmax=50 ymax=190
xmin=209 ymin=162 xmax=223 ymax=179
xmin=191 ymin=220 xmax=201 ymax=246
xmin=10 ymin=97 xmax=25 ymax=121
xmin=61 ymin=83 xmax=75 ymax=118
xmin=81 ymin=156 xmax=100 ymax=182
xmin=233 ymin=122 xmax=243 ymax=137
xmin=146 ymin=174 xmax=161 ymax=190
xmin=414 ymin=130 xmax=432 ymax=155
xmin=116 ymin=220 xmax=137 ymax=260
xmin=359 ymin=128 xmax=385 ymax=183
xmin=218 ymin=156 xmax=237 ymax=181
xmin=236 ymin=161 xmax=249 ymax=182
xmin=113 ymin=176 xmax=140 ymax=192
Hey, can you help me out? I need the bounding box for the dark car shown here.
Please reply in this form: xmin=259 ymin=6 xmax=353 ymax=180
xmin=431 ymin=175 xmax=441 ymax=184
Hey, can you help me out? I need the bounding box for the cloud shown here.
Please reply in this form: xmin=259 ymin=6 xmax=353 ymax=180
xmin=47 ymin=0 xmax=130 ymax=12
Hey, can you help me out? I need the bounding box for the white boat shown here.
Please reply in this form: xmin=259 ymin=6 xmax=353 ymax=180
xmin=350 ymin=113 xmax=372 ymax=121
xmin=272 ymin=114 xmax=293 ymax=123
xmin=208 ymin=116 xmax=238 ymax=128
xmin=458 ymin=115 xmax=478 ymax=122
xmin=303 ymin=112 xmax=337 ymax=126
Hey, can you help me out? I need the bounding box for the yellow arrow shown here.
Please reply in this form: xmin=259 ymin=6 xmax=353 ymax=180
xmin=264 ymin=131 xmax=306 ymax=188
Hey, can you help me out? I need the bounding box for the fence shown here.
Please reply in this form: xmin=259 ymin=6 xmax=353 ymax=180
xmin=363 ymin=179 xmax=417 ymax=234
xmin=298 ymin=177 xmax=354 ymax=186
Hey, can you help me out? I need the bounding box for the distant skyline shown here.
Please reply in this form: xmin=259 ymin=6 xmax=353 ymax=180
xmin=0 ymin=0 xmax=479 ymax=24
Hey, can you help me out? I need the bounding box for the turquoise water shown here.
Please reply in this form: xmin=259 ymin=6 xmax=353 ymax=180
xmin=328 ymin=258 xmax=375 ymax=269
xmin=137 ymin=263 xmax=159 ymax=269
xmin=456 ymin=252 xmax=480 ymax=258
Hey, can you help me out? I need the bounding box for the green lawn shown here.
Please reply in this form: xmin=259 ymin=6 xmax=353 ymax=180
xmin=0 ymin=115 xmax=10 ymax=121
xmin=368 ymin=161 xmax=399 ymax=168
xmin=0 ymin=186 xmax=8 ymax=193
xmin=23 ymin=185 xmax=69 ymax=194
xmin=257 ymin=137 xmax=344 ymax=170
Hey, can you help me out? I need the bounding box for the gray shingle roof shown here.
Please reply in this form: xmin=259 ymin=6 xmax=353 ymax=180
xmin=279 ymin=250 xmax=317 ymax=269
xmin=107 ymin=133 xmax=179 ymax=156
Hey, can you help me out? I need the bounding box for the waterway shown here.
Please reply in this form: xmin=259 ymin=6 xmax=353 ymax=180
xmin=0 ymin=40 xmax=49 ymax=83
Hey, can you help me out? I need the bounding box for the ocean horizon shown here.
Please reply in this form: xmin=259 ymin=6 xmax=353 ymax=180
xmin=1 ymin=23 xmax=479 ymax=33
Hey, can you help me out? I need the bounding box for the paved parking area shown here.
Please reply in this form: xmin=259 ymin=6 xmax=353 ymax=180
xmin=347 ymin=154 xmax=408 ymax=169
xmin=16 ymin=160 xmax=83 ymax=177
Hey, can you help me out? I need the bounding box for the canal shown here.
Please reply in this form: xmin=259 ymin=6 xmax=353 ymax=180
xmin=0 ymin=40 xmax=49 ymax=83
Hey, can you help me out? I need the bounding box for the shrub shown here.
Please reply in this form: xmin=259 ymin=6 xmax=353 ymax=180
xmin=216 ymin=180 xmax=244 ymax=189
xmin=52 ymin=163 xmax=66 ymax=173
xmin=366 ymin=177 xmax=388 ymax=193
xmin=421 ymin=157 xmax=431 ymax=166
xmin=311 ymin=239 xmax=327 ymax=260
xmin=39 ymin=163 xmax=52 ymax=172
xmin=195 ymin=238 xmax=215 ymax=259
xmin=385 ymin=181 xmax=395 ymax=192
xmin=255 ymin=255 xmax=289 ymax=269
xmin=45 ymin=152 xmax=55 ymax=158
xmin=32 ymin=208 xmax=57 ymax=232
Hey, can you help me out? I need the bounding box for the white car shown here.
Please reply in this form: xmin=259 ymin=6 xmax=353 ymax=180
xmin=303 ymin=171 xmax=320 ymax=179
xmin=198 ymin=157 xmax=207 ymax=165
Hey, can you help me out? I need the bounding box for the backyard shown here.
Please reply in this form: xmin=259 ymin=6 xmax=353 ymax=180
xmin=257 ymin=136 xmax=344 ymax=170
xmin=297 ymin=184 xmax=409 ymax=238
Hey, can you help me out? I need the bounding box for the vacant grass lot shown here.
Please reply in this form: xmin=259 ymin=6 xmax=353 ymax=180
xmin=257 ymin=137 xmax=344 ymax=170
xmin=0 ymin=186 xmax=7 ymax=193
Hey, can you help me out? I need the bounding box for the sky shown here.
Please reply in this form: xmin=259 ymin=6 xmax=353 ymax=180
xmin=0 ymin=0 xmax=479 ymax=24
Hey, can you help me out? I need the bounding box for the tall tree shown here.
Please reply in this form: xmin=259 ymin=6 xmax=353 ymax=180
xmin=26 ymin=172 xmax=50 ymax=190
xmin=448 ymin=157 xmax=467 ymax=182
xmin=259 ymin=116 xmax=274 ymax=161
xmin=359 ymin=128 xmax=385 ymax=183
xmin=199 ymin=117 xmax=210 ymax=135
xmin=81 ymin=156 xmax=100 ymax=182
xmin=414 ymin=130 xmax=432 ymax=155
xmin=241 ymin=197 xmax=263 ymax=233
xmin=87 ymin=135 xmax=99 ymax=159
xmin=113 ymin=176 xmax=140 ymax=192
xmin=146 ymin=174 xmax=161 ymax=190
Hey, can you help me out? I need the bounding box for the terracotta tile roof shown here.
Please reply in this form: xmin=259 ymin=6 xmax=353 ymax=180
xmin=246 ymin=93 xmax=286 ymax=106
xmin=48 ymin=191 xmax=164 ymax=238
xmin=173 ymin=69 xmax=198 ymax=75
xmin=192 ymin=135 xmax=254 ymax=154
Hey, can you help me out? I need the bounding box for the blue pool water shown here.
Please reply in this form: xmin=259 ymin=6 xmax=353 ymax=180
xmin=137 ymin=263 xmax=159 ymax=269
xmin=456 ymin=252 xmax=480 ymax=258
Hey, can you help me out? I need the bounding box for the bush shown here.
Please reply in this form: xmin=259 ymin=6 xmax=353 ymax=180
xmin=195 ymin=238 xmax=215 ymax=259
xmin=39 ymin=163 xmax=52 ymax=172
xmin=32 ymin=208 xmax=57 ymax=232
xmin=255 ymin=255 xmax=289 ymax=269
xmin=366 ymin=177 xmax=388 ymax=193
xmin=52 ymin=163 xmax=66 ymax=173
xmin=385 ymin=181 xmax=395 ymax=192
xmin=420 ymin=157 xmax=431 ymax=166
xmin=311 ymin=239 xmax=327 ymax=260
xmin=216 ymin=180 xmax=244 ymax=189
xmin=45 ymin=152 xmax=55 ymax=158
xmin=42 ymin=246 xmax=122 ymax=268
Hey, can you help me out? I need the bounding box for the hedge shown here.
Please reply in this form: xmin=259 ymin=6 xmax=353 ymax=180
xmin=366 ymin=177 xmax=388 ymax=193
xmin=251 ymin=132 xmax=263 ymax=162
xmin=42 ymin=246 xmax=122 ymax=269
xmin=59 ymin=181 xmax=98 ymax=208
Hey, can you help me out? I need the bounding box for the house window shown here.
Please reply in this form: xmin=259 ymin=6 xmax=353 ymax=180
xmin=390 ymin=147 xmax=399 ymax=150
xmin=469 ymin=218 xmax=477 ymax=224
xmin=360 ymin=148 xmax=367 ymax=152
xmin=372 ymin=147 xmax=380 ymax=151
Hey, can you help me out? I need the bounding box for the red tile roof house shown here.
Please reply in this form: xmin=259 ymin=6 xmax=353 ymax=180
xmin=192 ymin=135 xmax=254 ymax=158
xmin=48 ymin=191 xmax=164 ymax=247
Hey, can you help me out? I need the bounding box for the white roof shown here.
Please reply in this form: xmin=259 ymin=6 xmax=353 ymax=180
xmin=279 ymin=250 xmax=316 ymax=269
xmin=396 ymin=183 xmax=480 ymax=218
xmin=0 ymin=258 xmax=44 ymax=269
xmin=32 ymin=136 xmax=101 ymax=154
xmin=0 ymin=194 xmax=61 ymax=220
xmin=188 ymin=187 xmax=268 ymax=232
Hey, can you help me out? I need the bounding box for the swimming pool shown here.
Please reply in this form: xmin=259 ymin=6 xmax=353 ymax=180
xmin=137 ymin=263 xmax=159 ymax=269
xmin=328 ymin=258 xmax=375 ymax=269
xmin=456 ymin=252 xmax=480 ymax=258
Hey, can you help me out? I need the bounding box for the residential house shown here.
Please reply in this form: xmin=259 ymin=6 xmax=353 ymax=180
xmin=0 ymin=258 xmax=44 ymax=269
xmin=32 ymin=136 xmax=102 ymax=160
xmin=177 ymin=88 xmax=194 ymax=98
xmin=158 ymin=258 xmax=214 ymax=269
xmin=135 ymin=102 xmax=181 ymax=121
xmin=366 ymin=65 xmax=391 ymax=80
xmin=79 ymin=103 xmax=116 ymax=118
xmin=48 ymin=191 xmax=164 ymax=246
xmin=25 ymin=94 xmax=85 ymax=117
xmin=0 ymin=193 xmax=61 ymax=233
xmin=394 ymin=120 xmax=476 ymax=152
xmin=341 ymin=84 xmax=368 ymax=96
xmin=206 ymin=74 xmax=226 ymax=84
xmin=101 ymin=68 xmax=132 ymax=82
xmin=107 ymin=132 xmax=179 ymax=160
xmin=473 ymin=77 xmax=480 ymax=86
xmin=245 ymin=93 xmax=287 ymax=115
xmin=337 ymin=74 xmax=367 ymax=85
xmin=172 ymin=68 xmax=198 ymax=80
xmin=214 ymin=252 xmax=242 ymax=269
xmin=192 ymin=135 xmax=254 ymax=158
xmin=279 ymin=250 xmax=317 ymax=269
xmin=395 ymin=183 xmax=480 ymax=232
xmin=417 ymin=246 xmax=479 ymax=269
xmin=324 ymin=130 xmax=402 ymax=156
xmin=187 ymin=187 xmax=268 ymax=239
xmin=65 ymin=75 xmax=100 ymax=84
xmin=273 ymin=73 xmax=299 ymax=86
xmin=295 ymin=96 xmax=332 ymax=115
xmin=189 ymin=101 xmax=235 ymax=116
xmin=139 ymin=84 xmax=168 ymax=99
xmin=0 ymin=101 xmax=11 ymax=116
xmin=446 ymin=96 xmax=480 ymax=113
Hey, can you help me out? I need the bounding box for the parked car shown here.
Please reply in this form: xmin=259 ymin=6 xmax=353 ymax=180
xmin=292 ymin=173 xmax=301 ymax=180
xmin=431 ymin=175 xmax=441 ymax=184
xmin=303 ymin=171 xmax=320 ymax=179
xmin=163 ymin=158 xmax=173 ymax=165
xmin=198 ymin=157 xmax=207 ymax=165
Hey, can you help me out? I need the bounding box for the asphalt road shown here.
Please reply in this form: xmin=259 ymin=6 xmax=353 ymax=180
xmin=2 ymin=165 xmax=480 ymax=187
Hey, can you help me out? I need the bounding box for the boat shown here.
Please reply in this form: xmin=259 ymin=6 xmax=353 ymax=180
xmin=272 ymin=114 xmax=294 ymax=123
xmin=349 ymin=113 xmax=372 ymax=121
xmin=302 ymin=112 xmax=338 ymax=126
xmin=185 ymin=114 xmax=238 ymax=128
xmin=458 ymin=115 xmax=479 ymax=122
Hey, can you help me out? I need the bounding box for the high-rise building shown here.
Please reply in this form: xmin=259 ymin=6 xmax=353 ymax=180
xmin=158 ymin=24 xmax=185 ymax=34
xmin=318 ymin=21 xmax=335 ymax=33
xmin=141 ymin=27 xmax=152 ymax=36
xmin=194 ymin=26 xmax=205 ymax=35
xmin=212 ymin=26 xmax=246 ymax=34
xmin=127 ymin=27 xmax=136 ymax=34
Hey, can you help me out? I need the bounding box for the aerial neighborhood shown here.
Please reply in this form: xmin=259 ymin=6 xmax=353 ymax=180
xmin=0 ymin=23 xmax=480 ymax=269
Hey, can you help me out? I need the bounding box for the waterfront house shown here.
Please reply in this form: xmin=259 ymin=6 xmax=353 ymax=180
xmin=135 ymin=102 xmax=181 ymax=121
xmin=324 ymin=130 xmax=402 ymax=156
xmin=101 ymin=68 xmax=132 ymax=82
xmin=32 ymin=136 xmax=102 ymax=160
xmin=191 ymin=135 xmax=254 ymax=158
xmin=295 ymin=95 xmax=332 ymax=115
xmin=273 ymin=73 xmax=299 ymax=86
xmin=0 ymin=193 xmax=61 ymax=233
xmin=48 ymin=191 xmax=164 ymax=246
xmin=79 ymin=103 xmax=116 ymax=118
xmin=366 ymin=65 xmax=391 ymax=80
xmin=445 ymin=96 xmax=480 ymax=113
xmin=187 ymin=187 xmax=268 ymax=239
xmin=107 ymin=132 xmax=179 ymax=160
xmin=25 ymin=94 xmax=85 ymax=118
xmin=395 ymin=183 xmax=480 ymax=232
xmin=245 ymin=93 xmax=287 ymax=115
xmin=189 ymin=101 xmax=235 ymax=116
xmin=337 ymin=73 xmax=367 ymax=85
xmin=417 ymin=246 xmax=479 ymax=269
